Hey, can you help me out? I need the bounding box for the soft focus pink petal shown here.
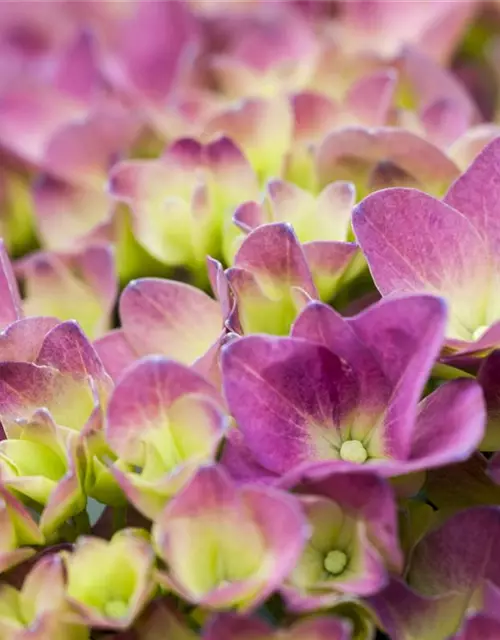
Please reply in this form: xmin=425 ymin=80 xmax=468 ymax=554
xmin=19 ymin=245 xmax=117 ymax=339
xmin=291 ymin=92 xmax=340 ymax=144
xmin=52 ymin=29 xmax=103 ymax=102
xmin=42 ymin=106 xmax=140 ymax=187
xmin=344 ymin=69 xmax=397 ymax=127
xmin=94 ymin=329 xmax=137 ymax=383
xmin=103 ymin=0 xmax=199 ymax=104
xmin=204 ymin=98 xmax=293 ymax=183
xmin=33 ymin=176 xmax=112 ymax=252
xmin=444 ymin=138 xmax=500 ymax=272
xmin=0 ymin=238 xmax=23 ymax=329
xmin=120 ymin=278 xmax=223 ymax=366
xmin=396 ymin=46 xmax=478 ymax=126
xmin=0 ymin=85 xmax=86 ymax=167
xmin=419 ymin=99 xmax=471 ymax=149
xmin=106 ymin=356 xmax=222 ymax=463
xmin=353 ymin=188 xmax=489 ymax=341
xmin=317 ymin=127 xmax=460 ymax=198
xmin=367 ymin=578 xmax=465 ymax=640
xmin=154 ymin=465 xmax=308 ymax=611
xmin=36 ymin=320 xmax=110 ymax=392
xmin=0 ymin=316 xmax=57 ymax=362
xmin=337 ymin=0 xmax=476 ymax=62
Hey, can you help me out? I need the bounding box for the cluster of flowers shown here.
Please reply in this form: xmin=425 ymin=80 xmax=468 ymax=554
xmin=3 ymin=0 xmax=500 ymax=638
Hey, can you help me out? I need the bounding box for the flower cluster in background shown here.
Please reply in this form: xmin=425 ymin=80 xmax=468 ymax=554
xmin=2 ymin=0 xmax=500 ymax=638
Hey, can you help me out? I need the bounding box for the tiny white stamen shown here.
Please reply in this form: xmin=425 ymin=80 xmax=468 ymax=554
xmin=324 ymin=550 xmax=348 ymax=576
xmin=340 ymin=440 xmax=368 ymax=463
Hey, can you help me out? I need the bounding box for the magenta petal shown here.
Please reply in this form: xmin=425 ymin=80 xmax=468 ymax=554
xmin=289 ymin=468 xmax=402 ymax=572
xmin=292 ymin=295 xmax=447 ymax=459
xmin=0 ymin=317 xmax=58 ymax=363
xmin=222 ymin=335 xmax=358 ymax=474
xmin=352 ymin=188 xmax=486 ymax=297
xmin=408 ymin=379 xmax=485 ymax=469
xmin=93 ymin=329 xmax=137 ymax=382
xmin=409 ymin=507 xmax=500 ymax=597
xmin=0 ymin=239 xmax=22 ymax=329
xmin=119 ymin=278 xmax=223 ymax=366
xmin=444 ymin=137 xmax=500 ymax=263
xmin=105 ymin=0 xmax=198 ymax=103
xmin=453 ymin=614 xmax=500 ymax=640
xmin=106 ymin=356 xmax=222 ymax=461
xmin=233 ymin=222 xmax=317 ymax=299
xmin=292 ymin=301 xmax=389 ymax=410
xmin=367 ymin=578 xmax=464 ymax=640
xmin=36 ymin=320 xmax=108 ymax=383
xmin=154 ymin=465 xmax=307 ymax=610
xmin=204 ymin=614 xmax=351 ymax=640
xmin=220 ymin=429 xmax=279 ymax=486
xmin=203 ymin=614 xmax=272 ymax=640
xmin=352 ymin=187 xmax=488 ymax=341
xmin=344 ymin=70 xmax=397 ymax=127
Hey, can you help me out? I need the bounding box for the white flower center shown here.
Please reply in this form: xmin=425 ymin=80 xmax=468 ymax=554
xmin=340 ymin=440 xmax=368 ymax=463
xmin=324 ymin=550 xmax=348 ymax=575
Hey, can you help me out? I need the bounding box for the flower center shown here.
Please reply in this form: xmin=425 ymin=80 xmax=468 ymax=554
xmin=472 ymin=325 xmax=489 ymax=341
xmin=324 ymin=550 xmax=348 ymax=575
xmin=104 ymin=599 xmax=129 ymax=619
xmin=340 ymin=440 xmax=367 ymax=463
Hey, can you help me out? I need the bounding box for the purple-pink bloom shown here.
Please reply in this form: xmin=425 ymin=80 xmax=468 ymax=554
xmin=352 ymin=137 xmax=500 ymax=356
xmin=225 ymin=222 xmax=317 ymax=336
xmin=279 ymin=467 xmax=402 ymax=611
xmin=221 ymin=295 xmax=485 ymax=482
xmin=370 ymin=507 xmax=500 ymax=639
xmin=95 ymin=277 xmax=225 ymax=384
xmin=106 ymin=356 xmax=227 ymax=519
xmin=204 ymin=613 xmax=351 ymax=640
xmin=153 ymin=464 xmax=308 ymax=611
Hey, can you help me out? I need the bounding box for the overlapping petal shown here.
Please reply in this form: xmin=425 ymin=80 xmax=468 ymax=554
xmin=222 ymin=295 xmax=484 ymax=481
xmin=226 ymin=222 xmax=317 ymax=335
xmin=19 ymin=245 xmax=117 ymax=339
xmin=353 ymin=138 xmax=500 ymax=354
xmin=317 ymin=127 xmax=460 ymax=199
xmin=64 ymin=529 xmax=156 ymax=629
xmin=204 ymin=613 xmax=351 ymax=640
xmin=0 ymin=554 xmax=89 ymax=640
xmin=230 ymin=181 xmax=359 ymax=301
xmin=106 ymin=356 xmax=227 ymax=519
xmin=280 ymin=468 xmax=401 ymax=611
xmin=153 ymin=465 xmax=308 ymax=610
xmin=109 ymin=136 xmax=258 ymax=272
